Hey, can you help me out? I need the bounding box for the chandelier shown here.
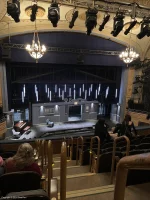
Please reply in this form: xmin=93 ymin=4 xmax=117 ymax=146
xmin=26 ymin=31 xmax=46 ymax=63
xmin=119 ymin=47 xmax=139 ymax=64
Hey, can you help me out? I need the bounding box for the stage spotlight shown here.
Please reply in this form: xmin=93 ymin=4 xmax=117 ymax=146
xmin=85 ymin=7 xmax=98 ymax=35
xmin=124 ymin=20 xmax=137 ymax=35
xmin=30 ymin=2 xmax=38 ymax=22
xmin=137 ymin=17 xmax=150 ymax=39
xmin=111 ymin=11 xmax=124 ymax=37
xmin=48 ymin=1 xmax=60 ymax=27
xmin=99 ymin=14 xmax=110 ymax=31
xmin=7 ymin=0 xmax=20 ymax=23
xmin=69 ymin=10 xmax=78 ymax=29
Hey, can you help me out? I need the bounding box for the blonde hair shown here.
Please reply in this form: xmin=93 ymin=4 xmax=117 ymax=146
xmin=13 ymin=143 xmax=35 ymax=170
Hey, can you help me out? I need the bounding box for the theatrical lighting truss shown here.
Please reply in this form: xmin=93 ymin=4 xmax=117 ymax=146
xmin=26 ymin=31 xmax=46 ymax=63
xmin=48 ymin=1 xmax=60 ymax=27
xmin=119 ymin=46 xmax=139 ymax=64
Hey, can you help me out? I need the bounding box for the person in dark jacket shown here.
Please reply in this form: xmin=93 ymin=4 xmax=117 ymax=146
xmin=120 ymin=114 xmax=137 ymax=138
xmin=94 ymin=118 xmax=111 ymax=144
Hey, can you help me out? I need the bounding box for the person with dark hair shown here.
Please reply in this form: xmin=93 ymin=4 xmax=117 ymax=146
xmin=94 ymin=118 xmax=111 ymax=144
xmin=121 ymin=114 xmax=137 ymax=138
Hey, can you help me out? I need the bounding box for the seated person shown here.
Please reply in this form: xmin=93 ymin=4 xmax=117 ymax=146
xmin=0 ymin=156 xmax=4 ymax=176
xmin=94 ymin=118 xmax=111 ymax=144
xmin=4 ymin=143 xmax=42 ymax=177
xmin=113 ymin=114 xmax=137 ymax=138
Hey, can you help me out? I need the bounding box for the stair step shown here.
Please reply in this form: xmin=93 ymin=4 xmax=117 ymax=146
xmin=53 ymin=157 xmax=61 ymax=161
xmin=57 ymin=172 xmax=111 ymax=192
xmin=64 ymin=182 xmax=150 ymax=200
xmin=53 ymin=165 xmax=89 ymax=177
xmin=58 ymin=185 xmax=114 ymax=199
xmin=53 ymin=160 xmax=76 ymax=168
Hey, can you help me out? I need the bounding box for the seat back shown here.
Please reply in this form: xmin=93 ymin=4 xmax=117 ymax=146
xmin=136 ymin=143 xmax=150 ymax=150
xmin=0 ymin=171 xmax=41 ymax=196
xmin=6 ymin=189 xmax=49 ymax=200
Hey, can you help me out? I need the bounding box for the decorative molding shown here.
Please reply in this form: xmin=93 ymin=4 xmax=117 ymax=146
xmin=0 ymin=0 xmax=7 ymax=21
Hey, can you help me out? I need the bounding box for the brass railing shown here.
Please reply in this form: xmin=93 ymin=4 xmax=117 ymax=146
xmin=47 ymin=140 xmax=53 ymax=198
xmin=114 ymin=153 xmax=150 ymax=200
xmin=110 ymin=136 xmax=130 ymax=184
xmin=89 ymin=136 xmax=100 ymax=173
xmin=76 ymin=136 xmax=84 ymax=165
xmin=60 ymin=142 xmax=67 ymax=200
xmin=66 ymin=136 xmax=73 ymax=160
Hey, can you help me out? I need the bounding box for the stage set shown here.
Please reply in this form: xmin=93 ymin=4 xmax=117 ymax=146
xmin=5 ymin=100 xmax=98 ymax=140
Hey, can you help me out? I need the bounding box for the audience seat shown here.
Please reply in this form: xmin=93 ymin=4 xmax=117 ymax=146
xmin=0 ymin=171 xmax=41 ymax=196
xmin=135 ymin=143 xmax=150 ymax=150
xmin=101 ymin=142 xmax=113 ymax=149
xmin=98 ymin=151 xmax=122 ymax=173
xmin=6 ymin=189 xmax=49 ymax=200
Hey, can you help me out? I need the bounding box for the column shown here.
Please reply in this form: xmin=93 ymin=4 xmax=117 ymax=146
xmin=0 ymin=62 xmax=8 ymax=112
xmin=118 ymin=67 xmax=135 ymax=123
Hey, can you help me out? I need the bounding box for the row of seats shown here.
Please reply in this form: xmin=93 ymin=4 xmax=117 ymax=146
xmin=65 ymin=133 xmax=150 ymax=185
xmin=0 ymin=140 xmax=67 ymax=200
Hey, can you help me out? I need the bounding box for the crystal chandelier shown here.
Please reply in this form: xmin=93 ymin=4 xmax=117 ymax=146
xmin=26 ymin=31 xmax=46 ymax=63
xmin=119 ymin=47 xmax=139 ymax=64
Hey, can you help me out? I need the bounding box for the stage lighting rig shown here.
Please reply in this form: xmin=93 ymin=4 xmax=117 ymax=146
xmin=99 ymin=13 xmax=110 ymax=31
xmin=124 ymin=20 xmax=137 ymax=35
xmin=137 ymin=16 xmax=150 ymax=39
xmin=7 ymin=0 xmax=20 ymax=23
xmin=48 ymin=1 xmax=60 ymax=27
xmin=85 ymin=7 xmax=98 ymax=35
xmin=30 ymin=1 xmax=38 ymax=22
xmin=111 ymin=11 xmax=124 ymax=37
xmin=69 ymin=10 xmax=78 ymax=29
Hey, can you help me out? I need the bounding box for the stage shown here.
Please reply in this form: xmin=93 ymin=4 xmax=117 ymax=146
xmin=5 ymin=120 xmax=97 ymax=140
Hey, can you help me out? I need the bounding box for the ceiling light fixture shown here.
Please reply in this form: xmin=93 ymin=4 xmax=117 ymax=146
xmin=26 ymin=22 xmax=46 ymax=63
xmin=119 ymin=47 xmax=139 ymax=64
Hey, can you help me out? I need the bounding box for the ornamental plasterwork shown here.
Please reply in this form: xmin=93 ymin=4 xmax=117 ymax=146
xmin=123 ymin=0 xmax=150 ymax=6
xmin=0 ymin=0 xmax=7 ymax=21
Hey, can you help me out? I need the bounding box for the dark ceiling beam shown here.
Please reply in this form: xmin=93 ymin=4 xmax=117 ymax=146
xmin=14 ymin=79 xmax=108 ymax=84
xmin=12 ymin=68 xmax=69 ymax=83
xmin=74 ymin=68 xmax=115 ymax=83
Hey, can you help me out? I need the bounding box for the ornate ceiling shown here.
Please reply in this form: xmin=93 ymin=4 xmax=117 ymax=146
xmin=0 ymin=0 xmax=150 ymax=60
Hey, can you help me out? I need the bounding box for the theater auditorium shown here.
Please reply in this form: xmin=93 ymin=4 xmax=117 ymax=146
xmin=0 ymin=0 xmax=150 ymax=199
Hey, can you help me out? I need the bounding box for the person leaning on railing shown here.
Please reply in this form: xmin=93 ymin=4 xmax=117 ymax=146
xmin=3 ymin=143 xmax=42 ymax=177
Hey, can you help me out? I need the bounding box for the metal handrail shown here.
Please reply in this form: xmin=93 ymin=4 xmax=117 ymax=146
xmin=47 ymin=140 xmax=53 ymax=198
xmin=76 ymin=136 xmax=84 ymax=165
xmin=114 ymin=153 xmax=150 ymax=200
xmin=41 ymin=140 xmax=45 ymax=173
xmin=66 ymin=136 xmax=73 ymax=160
xmin=89 ymin=136 xmax=100 ymax=173
xmin=60 ymin=142 xmax=67 ymax=200
xmin=110 ymin=136 xmax=130 ymax=184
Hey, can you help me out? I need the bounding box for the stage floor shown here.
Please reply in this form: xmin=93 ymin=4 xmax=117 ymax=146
xmin=5 ymin=120 xmax=96 ymax=140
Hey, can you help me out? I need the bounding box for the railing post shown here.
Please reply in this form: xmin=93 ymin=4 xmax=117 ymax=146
xmin=89 ymin=136 xmax=100 ymax=173
xmin=60 ymin=142 xmax=67 ymax=200
xmin=110 ymin=136 xmax=130 ymax=184
xmin=47 ymin=140 xmax=53 ymax=198
xmin=76 ymin=136 xmax=83 ymax=165
xmin=114 ymin=153 xmax=150 ymax=200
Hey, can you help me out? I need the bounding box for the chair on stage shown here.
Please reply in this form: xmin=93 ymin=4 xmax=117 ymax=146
xmin=46 ymin=119 xmax=54 ymax=128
